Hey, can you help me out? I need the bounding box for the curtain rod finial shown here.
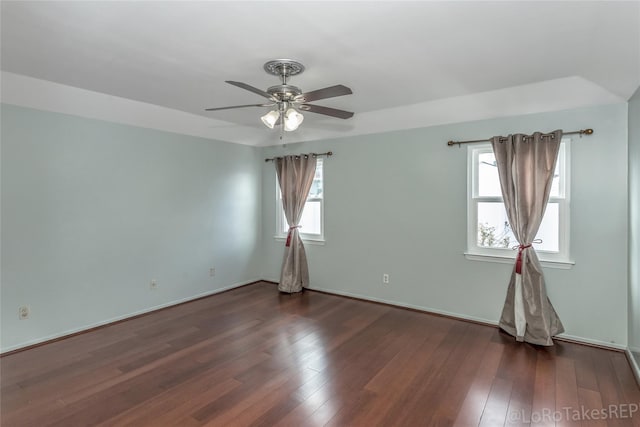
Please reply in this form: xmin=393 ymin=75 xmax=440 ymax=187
xmin=582 ymin=128 xmax=593 ymax=135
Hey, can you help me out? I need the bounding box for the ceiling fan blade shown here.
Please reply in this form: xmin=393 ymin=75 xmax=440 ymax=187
xmin=299 ymin=104 xmax=354 ymax=119
xmin=296 ymin=85 xmax=352 ymax=103
xmin=226 ymin=81 xmax=274 ymax=100
xmin=205 ymin=103 xmax=273 ymax=112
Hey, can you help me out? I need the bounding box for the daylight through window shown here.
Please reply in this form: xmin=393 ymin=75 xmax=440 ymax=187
xmin=277 ymin=158 xmax=324 ymax=241
xmin=467 ymin=141 xmax=570 ymax=263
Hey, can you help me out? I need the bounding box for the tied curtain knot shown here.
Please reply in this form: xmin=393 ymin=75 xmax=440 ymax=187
xmin=285 ymin=225 xmax=301 ymax=247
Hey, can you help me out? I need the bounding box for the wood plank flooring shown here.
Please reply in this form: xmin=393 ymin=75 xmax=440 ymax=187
xmin=2 ymin=281 xmax=639 ymax=426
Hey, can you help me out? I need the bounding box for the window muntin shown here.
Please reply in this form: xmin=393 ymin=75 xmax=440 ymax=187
xmin=276 ymin=159 xmax=324 ymax=240
xmin=468 ymin=141 xmax=569 ymax=262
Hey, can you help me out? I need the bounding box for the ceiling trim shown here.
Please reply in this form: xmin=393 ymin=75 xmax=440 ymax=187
xmin=1 ymin=71 xmax=625 ymax=147
xmin=0 ymin=71 xmax=265 ymax=145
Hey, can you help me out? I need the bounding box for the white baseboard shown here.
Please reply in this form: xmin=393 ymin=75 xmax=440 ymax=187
xmin=306 ymin=285 xmax=498 ymax=327
xmin=626 ymin=348 xmax=640 ymax=385
xmin=1 ymin=278 xmax=260 ymax=354
xmin=306 ymin=285 xmax=627 ymax=351
xmin=554 ymin=334 xmax=627 ymax=351
xmin=3 ymin=279 xmax=629 ymax=356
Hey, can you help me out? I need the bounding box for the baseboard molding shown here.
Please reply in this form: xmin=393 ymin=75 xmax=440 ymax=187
xmin=626 ymin=349 xmax=640 ymax=387
xmin=305 ymin=285 xmax=627 ymax=352
xmin=554 ymin=334 xmax=627 ymax=351
xmin=1 ymin=278 xmax=261 ymax=355
xmin=306 ymin=286 xmax=498 ymax=328
xmin=2 ymin=278 xmax=629 ymax=356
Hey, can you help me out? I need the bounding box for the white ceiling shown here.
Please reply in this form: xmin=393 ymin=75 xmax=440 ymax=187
xmin=1 ymin=1 xmax=639 ymax=146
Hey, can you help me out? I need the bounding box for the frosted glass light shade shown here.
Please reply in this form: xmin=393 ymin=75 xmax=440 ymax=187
xmin=261 ymin=110 xmax=280 ymax=129
xmin=284 ymin=108 xmax=304 ymax=132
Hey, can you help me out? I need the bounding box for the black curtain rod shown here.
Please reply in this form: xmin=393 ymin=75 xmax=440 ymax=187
xmin=447 ymin=129 xmax=593 ymax=147
xmin=264 ymin=151 xmax=333 ymax=162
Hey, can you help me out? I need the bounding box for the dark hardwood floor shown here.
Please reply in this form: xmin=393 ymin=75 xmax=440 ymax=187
xmin=2 ymin=281 xmax=639 ymax=426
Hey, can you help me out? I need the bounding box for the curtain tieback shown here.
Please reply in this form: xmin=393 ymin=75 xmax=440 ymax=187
xmin=515 ymin=244 xmax=532 ymax=274
xmin=513 ymin=239 xmax=542 ymax=274
xmin=285 ymin=225 xmax=301 ymax=247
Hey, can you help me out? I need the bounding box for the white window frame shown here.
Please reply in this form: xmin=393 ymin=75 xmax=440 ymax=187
xmin=465 ymin=139 xmax=573 ymax=268
xmin=275 ymin=158 xmax=325 ymax=243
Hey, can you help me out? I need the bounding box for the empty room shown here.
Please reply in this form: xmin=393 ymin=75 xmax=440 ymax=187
xmin=1 ymin=1 xmax=640 ymax=426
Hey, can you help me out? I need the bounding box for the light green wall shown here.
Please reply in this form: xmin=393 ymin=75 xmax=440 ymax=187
xmin=1 ymin=101 xmax=632 ymax=352
xmin=629 ymin=87 xmax=640 ymax=359
xmin=1 ymin=104 xmax=263 ymax=351
xmin=261 ymin=103 xmax=629 ymax=347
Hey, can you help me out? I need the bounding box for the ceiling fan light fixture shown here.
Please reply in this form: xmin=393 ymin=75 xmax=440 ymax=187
xmin=261 ymin=110 xmax=280 ymax=129
xmin=284 ymin=108 xmax=304 ymax=132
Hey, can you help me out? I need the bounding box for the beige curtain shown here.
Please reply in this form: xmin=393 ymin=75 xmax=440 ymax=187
xmin=275 ymin=155 xmax=317 ymax=293
xmin=491 ymin=130 xmax=565 ymax=346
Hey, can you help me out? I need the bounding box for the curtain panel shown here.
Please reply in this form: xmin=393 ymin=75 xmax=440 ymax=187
xmin=275 ymin=155 xmax=317 ymax=293
xmin=491 ymin=130 xmax=565 ymax=346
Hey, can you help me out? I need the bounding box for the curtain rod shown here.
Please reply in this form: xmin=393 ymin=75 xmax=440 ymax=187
xmin=264 ymin=151 xmax=333 ymax=162
xmin=447 ymin=128 xmax=593 ymax=147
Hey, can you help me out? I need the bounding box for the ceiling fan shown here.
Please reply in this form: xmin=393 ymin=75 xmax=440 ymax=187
xmin=205 ymin=59 xmax=354 ymax=132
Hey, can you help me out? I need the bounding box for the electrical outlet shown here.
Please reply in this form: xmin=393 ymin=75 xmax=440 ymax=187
xmin=382 ymin=274 xmax=390 ymax=284
xmin=150 ymin=279 xmax=157 ymax=290
xmin=18 ymin=305 xmax=30 ymax=320
xmin=209 ymin=268 xmax=216 ymax=277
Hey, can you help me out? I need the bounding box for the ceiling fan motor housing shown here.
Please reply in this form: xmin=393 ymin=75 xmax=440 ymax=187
xmin=267 ymin=84 xmax=302 ymax=102
xmin=264 ymin=60 xmax=305 ymax=108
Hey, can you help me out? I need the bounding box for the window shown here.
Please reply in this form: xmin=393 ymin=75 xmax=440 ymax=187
xmin=467 ymin=140 xmax=571 ymax=265
xmin=276 ymin=158 xmax=324 ymax=241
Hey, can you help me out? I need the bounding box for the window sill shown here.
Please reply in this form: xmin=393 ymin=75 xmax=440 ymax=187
xmin=274 ymin=236 xmax=325 ymax=246
xmin=464 ymin=252 xmax=574 ymax=269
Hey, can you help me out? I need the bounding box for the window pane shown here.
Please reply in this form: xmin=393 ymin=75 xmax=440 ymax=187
xmin=477 ymin=202 xmax=515 ymax=248
xmin=280 ymin=201 xmax=321 ymax=235
xmin=536 ymin=203 xmax=559 ymax=252
xmin=278 ymin=159 xmax=323 ymax=236
xmin=477 ymin=152 xmax=502 ymax=197
xmin=549 ymin=155 xmax=561 ymax=198
xmin=308 ymin=159 xmax=323 ymax=199
xmin=280 ymin=203 xmax=287 ymax=234
xmin=299 ymin=200 xmax=321 ymax=234
xmin=477 ymin=202 xmax=559 ymax=252
xmin=477 ymin=150 xmax=562 ymax=198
